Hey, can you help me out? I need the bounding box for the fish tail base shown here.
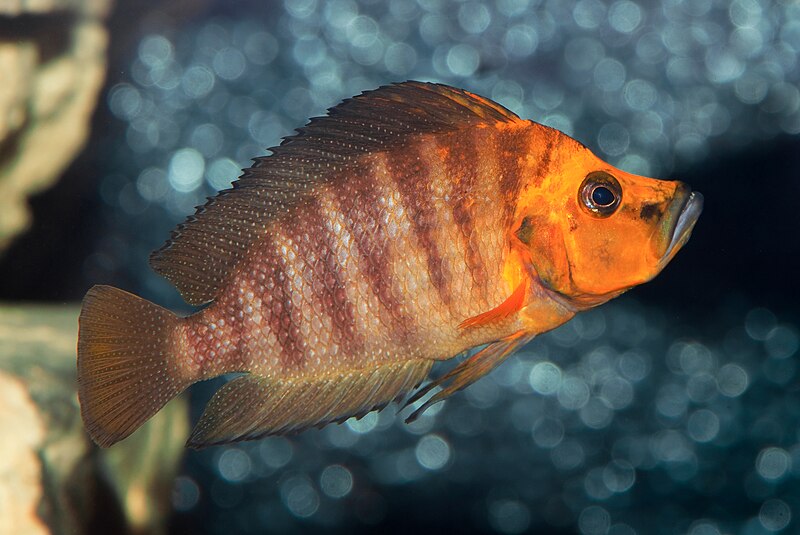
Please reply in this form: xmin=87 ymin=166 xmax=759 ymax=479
xmin=77 ymin=285 xmax=188 ymax=447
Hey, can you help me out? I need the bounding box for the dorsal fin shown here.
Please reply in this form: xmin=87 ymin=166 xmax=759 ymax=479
xmin=150 ymin=81 xmax=522 ymax=305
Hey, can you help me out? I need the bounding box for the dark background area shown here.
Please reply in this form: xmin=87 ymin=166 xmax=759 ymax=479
xmin=2 ymin=1 xmax=800 ymax=534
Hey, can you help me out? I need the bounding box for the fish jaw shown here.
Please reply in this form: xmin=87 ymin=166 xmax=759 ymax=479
xmin=658 ymin=188 xmax=704 ymax=269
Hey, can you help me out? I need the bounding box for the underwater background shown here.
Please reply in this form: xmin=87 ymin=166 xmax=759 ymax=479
xmin=2 ymin=0 xmax=800 ymax=533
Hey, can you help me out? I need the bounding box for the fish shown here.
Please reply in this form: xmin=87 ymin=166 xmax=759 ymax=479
xmin=77 ymin=81 xmax=703 ymax=448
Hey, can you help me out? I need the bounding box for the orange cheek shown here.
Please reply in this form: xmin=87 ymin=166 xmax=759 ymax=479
xmin=565 ymin=213 xmax=658 ymax=294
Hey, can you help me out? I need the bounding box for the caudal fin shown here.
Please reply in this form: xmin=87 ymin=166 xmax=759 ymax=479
xmin=77 ymin=285 xmax=190 ymax=447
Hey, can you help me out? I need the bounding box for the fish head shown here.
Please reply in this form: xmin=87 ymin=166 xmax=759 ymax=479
xmin=513 ymin=126 xmax=703 ymax=309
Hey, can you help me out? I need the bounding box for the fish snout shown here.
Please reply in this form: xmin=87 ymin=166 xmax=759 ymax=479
xmin=660 ymin=183 xmax=704 ymax=265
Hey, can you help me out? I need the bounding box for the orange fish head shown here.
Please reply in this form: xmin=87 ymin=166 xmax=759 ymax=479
xmin=513 ymin=127 xmax=703 ymax=309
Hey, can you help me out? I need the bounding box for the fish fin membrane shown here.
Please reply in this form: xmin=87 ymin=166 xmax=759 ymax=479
xmin=77 ymin=285 xmax=189 ymax=448
xmin=459 ymin=281 xmax=527 ymax=329
xmin=150 ymin=81 xmax=523 ymax=306
xmin=186 ymin=358 xmax=433 ymax=448
xmin=404 ymin=331 xmax=535 ymax=422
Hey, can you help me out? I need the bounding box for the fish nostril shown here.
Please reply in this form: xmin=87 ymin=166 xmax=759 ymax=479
xmin=639 ymin=203 xmax=662 ymax=221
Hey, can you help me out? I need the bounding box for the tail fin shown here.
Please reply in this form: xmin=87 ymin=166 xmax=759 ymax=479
xmin=77 ymin=285 xmax=190 ymax=447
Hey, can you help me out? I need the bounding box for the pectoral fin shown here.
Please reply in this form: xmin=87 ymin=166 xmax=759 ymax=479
xmin=404 ymin=331 xmax=534 ymax=422
xmin=459 ymin=281 xmax=527 ymax=330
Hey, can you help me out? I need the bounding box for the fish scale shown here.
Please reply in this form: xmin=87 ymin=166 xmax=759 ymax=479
xmin=77 ymin=81 xmax=702 ymax=447
xmin=186 ymin=138 xmax=515 ymax=381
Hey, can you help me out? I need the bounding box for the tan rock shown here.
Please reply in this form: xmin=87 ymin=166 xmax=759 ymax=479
xmin=0 ymin=0 xmax=110 ymax=252
xmin=0 ymin=304 xmax=189 ymax=535
xmin=0 ymin=373 xmax=48 ymax=535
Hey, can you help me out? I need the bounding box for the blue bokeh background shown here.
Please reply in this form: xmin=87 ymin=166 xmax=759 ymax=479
xmin=3 ymin=0 xmax=800 ymax=533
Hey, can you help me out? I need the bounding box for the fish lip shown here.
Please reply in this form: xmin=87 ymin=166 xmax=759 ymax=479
xmin=662 ymin=190 xmax=704 ymax=264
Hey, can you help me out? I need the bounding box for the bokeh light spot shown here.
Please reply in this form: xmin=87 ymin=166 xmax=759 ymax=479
xmin=579 ymin=505 xmax=611 ymax=535
xmin=489 ymin=499 xmax=531 ymax=534
xmin=529 ymin=361 xmax=562 ymax=395
xmin=347 ymin=411 xmax=379 ymax=434
xmin=172 ymin=476 xmax=200 ymax=512
xmin=756 ymin=447 xmax=791 ymax=481
xmin=415 ymin=434 xmax=451 ymax=470
xmin=280 ymin=476 xmax=320 ymax=518
xmin=594 ymin=58 xmax=627 ymax=92
xmin=687 ymin=409 xmax=720 ymax=443
xmin=558 ymin=377 xmax=590 ymax=410
xmin=609 ymin=1 xmax=642 ymax=34
xmin=446 ymin=44 xmax=480 ymax=77
xmin=168 ymin=148 xmax=205 ymax=193
xmin=216 ymin=448 xmax=252 ymax=482
xmin=759 ymin=499 xmax=791 ymax=531
xmin=532 ymin=417 xmax=565 ymax=449
xmin=320 ymin=464 xmax=354 ymax=498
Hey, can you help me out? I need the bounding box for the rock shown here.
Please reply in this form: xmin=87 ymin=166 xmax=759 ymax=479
xmin=0 ymin=0 xmax=110 ymax=251
xmin=0 ymin=304 xmax=189 ymax=535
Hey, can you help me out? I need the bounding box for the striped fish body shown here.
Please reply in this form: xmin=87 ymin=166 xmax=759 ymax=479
xmin=182 ymin=125 xmax=546 ymax=382
xmin=77 ymin=82 xmax=702 ymax=448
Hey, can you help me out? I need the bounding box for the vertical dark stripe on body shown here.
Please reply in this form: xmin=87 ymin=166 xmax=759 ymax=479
xmin=230 ymin=301 xmax=247 ymax=371
xmin=500 ymin=129 xmax=555 ymax=230
xmin=447 ymin=131 xmax=487 ymax=297
xmin=331 ymin=164 xmax=414 ymax=341
xmin=386 ymin=142 xmax=454 ymax=308
xmin=261 ymin=232 xmax=307 ymax=370
xmin=299 ymin=197 xmax=365 ymax=361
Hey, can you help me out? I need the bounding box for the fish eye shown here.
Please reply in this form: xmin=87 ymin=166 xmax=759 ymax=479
xmin=591 ymin=186 xmax=615 ymax=206
xmin=580 ymin=171 xmax=621 ymax=217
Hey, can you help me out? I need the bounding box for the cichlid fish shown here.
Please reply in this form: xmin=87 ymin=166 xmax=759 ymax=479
xmin=77 ymin=82 xmax=702 ymax=448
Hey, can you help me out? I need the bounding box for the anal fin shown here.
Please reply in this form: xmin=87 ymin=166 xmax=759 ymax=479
xmin=187 ymin=358 xmax=433 ymax=448
xmin=404 ymin=331 xmax=534 ymax=422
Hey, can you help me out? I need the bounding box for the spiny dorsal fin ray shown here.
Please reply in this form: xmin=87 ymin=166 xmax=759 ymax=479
xmin=186 ymin=358 xmax=433 ymax=447
xmin=150 ymin=82 xmax=522 ymax=305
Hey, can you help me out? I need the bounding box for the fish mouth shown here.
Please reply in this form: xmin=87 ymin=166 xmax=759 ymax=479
xmin=660 ymin=189 xmax=704 ymax=266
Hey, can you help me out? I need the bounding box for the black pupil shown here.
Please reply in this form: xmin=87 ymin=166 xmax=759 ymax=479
xmin=591 ymin=186 xmax=615 ymax=206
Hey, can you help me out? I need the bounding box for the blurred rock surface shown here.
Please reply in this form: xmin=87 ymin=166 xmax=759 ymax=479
xmin=0 ymin=0 xmax=110 ymax=251
xmin=0 ymin=304 xmax=188 ymax=535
